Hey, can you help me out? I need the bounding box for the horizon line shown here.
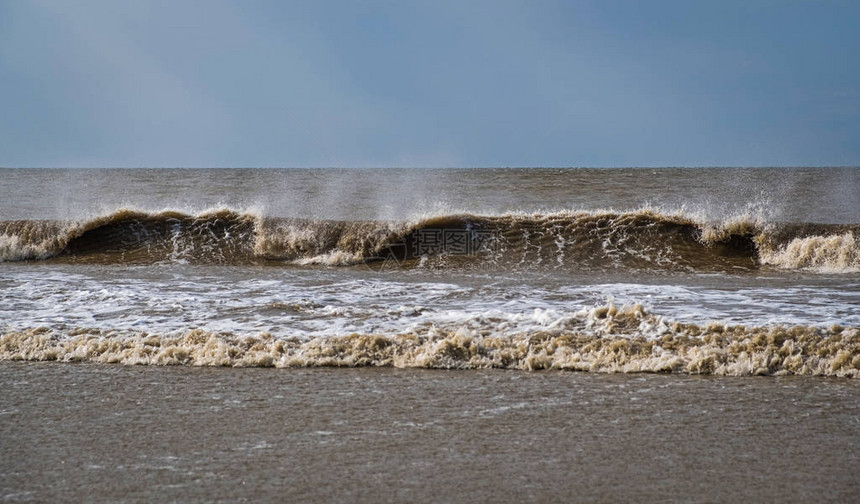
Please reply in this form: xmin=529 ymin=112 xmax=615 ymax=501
xmin=2 ymin=165 xmax=859 ymax=170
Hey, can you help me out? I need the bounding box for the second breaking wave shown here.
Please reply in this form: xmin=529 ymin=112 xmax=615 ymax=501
xmin=2 ymin=303 xmax=858 ymax=377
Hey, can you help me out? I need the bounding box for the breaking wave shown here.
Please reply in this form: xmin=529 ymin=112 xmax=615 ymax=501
xmin=1 ymin=208 xmax=858 ymax=273
xmin=2 ymin=304 xmax=858 ymax=376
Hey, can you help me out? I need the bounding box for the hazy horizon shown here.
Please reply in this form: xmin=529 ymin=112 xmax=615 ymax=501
xmin=2 ymin=165 xmax=859 ymax=170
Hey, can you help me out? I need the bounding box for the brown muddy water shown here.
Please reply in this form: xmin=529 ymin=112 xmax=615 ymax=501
xmin=2 ymin=167 xmax=859 ymax=502
xmin=1 ymin=362 xmax=858 ymax=503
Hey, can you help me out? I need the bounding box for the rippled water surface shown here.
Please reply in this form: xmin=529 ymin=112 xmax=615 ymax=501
xmin=2 ymin=363 xmax=858 ymax=503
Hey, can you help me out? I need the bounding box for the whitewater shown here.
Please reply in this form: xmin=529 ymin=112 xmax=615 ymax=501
xmin=1 ymin=167 xmax=858 ymax=376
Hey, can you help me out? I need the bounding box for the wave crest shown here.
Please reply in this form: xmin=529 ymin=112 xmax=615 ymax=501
xmin=1 ymin=207 xmax=858 ymax=273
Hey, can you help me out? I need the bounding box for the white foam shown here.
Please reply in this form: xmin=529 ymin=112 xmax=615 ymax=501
xmin=761 ymin=232 xmax=860 ymax=273
xmin=2 ymin=260 xmax=858 ymax=342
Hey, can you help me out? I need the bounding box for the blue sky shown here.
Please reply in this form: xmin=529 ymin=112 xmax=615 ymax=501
xmin=1 ymin=0 xmax=858 ymax=167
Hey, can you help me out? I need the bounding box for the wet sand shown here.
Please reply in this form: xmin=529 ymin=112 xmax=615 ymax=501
xmin=1 ymin=362 xmax=858 ymax=503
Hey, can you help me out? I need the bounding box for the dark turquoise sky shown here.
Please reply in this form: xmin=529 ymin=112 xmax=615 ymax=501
xmin=1 ymin=0 xmax=858 ymax=167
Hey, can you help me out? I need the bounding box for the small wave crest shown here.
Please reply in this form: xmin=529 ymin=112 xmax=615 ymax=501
xmin=759 ymin=232 xmax=860 ymax=273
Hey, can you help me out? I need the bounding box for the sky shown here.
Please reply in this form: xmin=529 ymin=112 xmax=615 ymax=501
xmin=1 ymin=0 xmax=858 ymax=168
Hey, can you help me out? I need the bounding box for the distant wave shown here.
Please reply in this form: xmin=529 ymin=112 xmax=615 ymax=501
xmin=2 ymin=304 xmax=858 ymax=376
xmin=1 ymin=207 xmax=858 ymax=273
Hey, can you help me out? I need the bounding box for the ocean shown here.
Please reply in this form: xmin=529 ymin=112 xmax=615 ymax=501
xmin=1 ymin=167 xmax=859 ymax=501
